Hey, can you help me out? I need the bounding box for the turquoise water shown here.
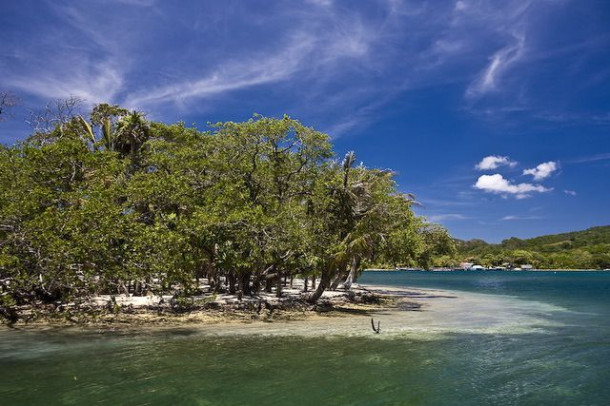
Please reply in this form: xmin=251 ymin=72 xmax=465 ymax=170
xmin=1 ymin=271 xmax=609 ymax=405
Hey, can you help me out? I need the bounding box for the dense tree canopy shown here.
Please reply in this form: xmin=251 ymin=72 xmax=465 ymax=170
xmin=1 ymin=103 xmax=446 ymax=314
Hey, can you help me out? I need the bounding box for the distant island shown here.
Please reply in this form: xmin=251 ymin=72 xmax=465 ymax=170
xmin=452 ymin=226 xmax=610 ymax=270
xmin=364 ymin=226 xmax=610 ymax=271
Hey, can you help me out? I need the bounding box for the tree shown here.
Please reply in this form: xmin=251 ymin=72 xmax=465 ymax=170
xmin=1 ymin=103 xmax=433 ymax=324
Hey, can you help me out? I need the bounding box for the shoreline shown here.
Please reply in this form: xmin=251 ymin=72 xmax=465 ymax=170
xmin=0 ymin=283 xmax=404 ymax=330
xmin=1 ymin=283 xmax=567 ymax=338
xmin=3 ymin=270 xmax=603 ymax=330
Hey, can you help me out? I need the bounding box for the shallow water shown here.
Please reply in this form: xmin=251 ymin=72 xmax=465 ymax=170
xmin=1 ymin=271 xmax=609 ymax=405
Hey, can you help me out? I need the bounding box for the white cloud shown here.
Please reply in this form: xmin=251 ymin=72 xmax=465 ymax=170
xmin=428 ymin=213 xmax=468 ymax=222
xmin=475 ymin=155 xmax=517 ymax=170
xmin=7 ymin=62 xmax=123 ymax=105
xmin=126 ymin=35 xmax=315 ymax=107
xmin=0 ymin=0 xmax=571 ymax=138
xmin=466 ymin=32 xmax=526 ymax=98
xmin=474 ymin=174 xmax=552 ymax=199
xmin=564 ymin=189 xmax=577 ymax=196
xmin=501 ymin=215 xmax=542 ymax=221
xmin=125 ymin=8 xmax=380 ymax=109
xmin=2 ymin=2 xmax=128 ymax=106
xmin=111 ymin=0 xmax=157 ymax=6
xmin=523 ymin=161 xmax=558 ymax=180
xmin=305 ymin=0 xmax=333 ymax=7
xmin=454 ymin=1 xmax=467 ymax=12
xmin=569 ymin=153 xmax=610 ymax=164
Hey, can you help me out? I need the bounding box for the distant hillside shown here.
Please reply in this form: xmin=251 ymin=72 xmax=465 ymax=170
xmin=455 ymin=226 xmax=610 ymax=269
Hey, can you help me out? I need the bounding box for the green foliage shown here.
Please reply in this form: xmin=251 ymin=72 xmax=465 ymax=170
xmin=0 ymin=105 xmax=441 ymax=314
xmin=455 ymin=226 xmax=610 ymax=269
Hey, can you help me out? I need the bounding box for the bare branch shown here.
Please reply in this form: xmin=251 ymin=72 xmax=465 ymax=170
xmin=26 ymin=96 xmax=84 ymax=133
xmin=0 ymin=91 xmax=20 ymax=122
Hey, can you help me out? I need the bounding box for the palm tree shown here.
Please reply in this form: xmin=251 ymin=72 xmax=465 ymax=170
xmin=330 ymin=156 xmax=398 ymax=290
xmin=114 ymin=111 xmax=150 ymax=161
xmin=309 ymin=152 xmax=386 ymax=300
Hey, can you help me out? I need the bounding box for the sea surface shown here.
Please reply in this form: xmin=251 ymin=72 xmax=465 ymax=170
xmin=1 ymin=270 xmax=609 ymax=405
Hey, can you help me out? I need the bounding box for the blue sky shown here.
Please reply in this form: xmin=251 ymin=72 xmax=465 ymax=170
xmin=1 ymin=0 xmax=609 ymax=242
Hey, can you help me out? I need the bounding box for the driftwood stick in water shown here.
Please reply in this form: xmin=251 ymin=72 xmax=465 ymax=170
xmin=371 ymin=317 xmax=380 ymax=334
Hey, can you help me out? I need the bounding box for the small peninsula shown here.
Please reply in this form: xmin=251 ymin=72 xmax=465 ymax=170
xmin=0 ymin=104 xmax=454 ymax=326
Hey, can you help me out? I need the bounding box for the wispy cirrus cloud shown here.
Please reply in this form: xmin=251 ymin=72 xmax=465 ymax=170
xmin=0 ymin=0 xmax=589 ymax=137
xmin=1 ymin=1 xmax=130 ymax=105
xmin=5 ymin=62 xmax=123 ymax=105
xmin=112 ymin=0 xmax=157 ymax=6
xmin=568 ymin=153 xmax=610 ymax=164
xmin=428 ymin=213 xmax=470 ymax=223
xmin=126 ymin=34 xmax=317 ymax=108
xmin=501 ymin=215 xmax=543 ymax=221
xmin=305 ymin=0 xmax=333 ymax=7
xmin=125 ymin=3 xmax=385 ymax=108
xmin=466 ymin=32 xmax=526 ymax=98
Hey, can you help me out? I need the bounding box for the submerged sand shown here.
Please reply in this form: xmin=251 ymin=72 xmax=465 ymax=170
xmin=182 ymin=284 xmax=568 ymax=339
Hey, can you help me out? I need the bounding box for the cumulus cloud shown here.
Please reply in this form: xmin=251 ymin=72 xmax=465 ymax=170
xmin=523 ymin=161 xmax=558 ymax=180
xmin=475 ymin=155 xmax=517 ymax=170
xmin=474 ymin=174 xmax=552 ymax=199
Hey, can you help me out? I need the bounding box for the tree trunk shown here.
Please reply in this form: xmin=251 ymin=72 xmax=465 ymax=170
xmin=307 ymin=271 xmax=330 ymax=303
xmin=276 ymin=271 xmax=283 ymax=298
xmin=227 ymin=272 xmax=237 ymax=294
xmin=207 ymin=264 xmax=219 ymax=293
xmin=264 ymin=265 xmax=275 ymax=293
xmin=303 ymin=277 xmax=308 ymax=292
xmin=330 ymin=272 xmax=346 ymax=290
xmin=252 ymin=272 xmax=261 ymax=293
xmin=311 ymin=275 xmax=316 ymax=289
xmin=237 ymin=273 xmax=244 ymax=296
xmin=343 ymin=256 xmax=362 ymax=290
xmin=240 ymin=273 xmax=251 ymax=296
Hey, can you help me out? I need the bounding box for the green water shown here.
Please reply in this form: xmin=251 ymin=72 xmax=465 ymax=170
xmin=1 ymin=271 xmax=609 ymax=405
